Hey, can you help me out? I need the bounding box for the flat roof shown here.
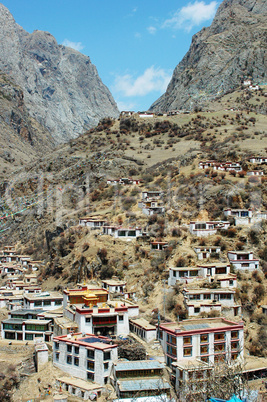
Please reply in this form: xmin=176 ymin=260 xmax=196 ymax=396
xmin=10 ymin=309 xmax=44 ymax=315
xmin=129 ymin=318 xmax=156 ymax=330
xmin=115 ymin=360 xmax=163 ymax=372
xmin=54 ymin=316 xmax=78 ymax=329
xmin=172 ymin=358 xmax=211 ymax=369
xmin=102 ymin=279 xmax=126 ymax=286
xmin=184 ymin=288 xmax=234 ymax=294
xmin=24 ymin=291 xmax=63 ymax=300
xmin=159 ymin=318 xmax=243 ymax=333
xmin=197 ymin=263 xmax=229 ymax=268
xmin=57 ymin=376 xmax=102 ymax=391
xmin=54 ymin=333 xmax=116 ymax=350
xmin=170 ymin=267 xmax=199 ymax=271
xmin=118 ymin=379 xmax=170 ymax=392
xmin=243 ymin=356 xmax=267 ymax=372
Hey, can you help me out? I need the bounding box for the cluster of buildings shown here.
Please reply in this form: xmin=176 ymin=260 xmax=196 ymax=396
xmin=198 ymin=160 xmax=242 ymax=172
xmin=138 ymin=190 xmax=165 ymax=216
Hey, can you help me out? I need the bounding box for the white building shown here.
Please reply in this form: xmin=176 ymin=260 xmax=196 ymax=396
xmin=1 ymin=318 xmax=52 ymax=341
xmin=102 ymin=226 xmax=143 ymax=239
xmin=168 ymin=263 xmax=236 ymax=288
xmin=64 ymin=299 xmax=139 ymax=337
xmin=224 ymin=208 xmax=253 ymax=225
xmin=183 ymin=288 xmax=236 ymax=309
xmin=189 ymin=221 xmax=230 ymax=237
xmin=158 ymin=317 xmax=244 ymax=367
xmin=101 ymin=278 xmax=127 ymax=294
xmin=171 ymin=358 xmax=212 ymax=398
xmin=247 ymin=171 xmax=264 ymax=176
xmin=129 ymin=318 xmax=157 ymax=342
xmin=249 ymin=157 xmax=267 ymax=164
xmin=79 ymin=217 xmax=107 ymax=228
xmin=194 ymin=246 xmax=221 ymax=260
xmin=228 ymin=251 xmax=259 ymax=271
xmin=24 ymin=291 xmax=63 ymax=310
xmin=53 ymin=333 xmax=118 ymax=385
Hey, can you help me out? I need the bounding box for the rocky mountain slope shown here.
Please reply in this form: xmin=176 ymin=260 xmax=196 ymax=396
xmin=0 ymin=3 xmax=119 ymax=144
xmin=150 ymin=0 xmax=267 ymax=112
xmin=0 ymin=71 xmax=55 ymax=179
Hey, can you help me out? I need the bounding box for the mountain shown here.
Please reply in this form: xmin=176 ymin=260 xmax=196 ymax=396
xmin=150 ymin=0 xmax=267 ymax=112
xmin=0 ymin=70 xmax=55 ymax=179
xmin=0 ymin=3 xmax=119 ymax=144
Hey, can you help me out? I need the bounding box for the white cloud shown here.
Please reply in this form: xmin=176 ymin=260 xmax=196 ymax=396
xmin=116 ymin=100 xmax=136 ymax=112
xmin=147 ymin=26 xmax=157 ymax=35
xmin=113 ymin=66 xmax=172 ymax=97
xmin=62 ymin=39 xmax=84 ymax=51
xmin=134 ymin=32 xmax=142 ymax=39
xmin=163 ymin=1 xmax=218 ymax=32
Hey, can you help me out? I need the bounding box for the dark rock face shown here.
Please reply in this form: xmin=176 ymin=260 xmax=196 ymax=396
xmin=0 ymin=3 xmax=119 ymax=143
xmin=150 ymin=0 xmax=267 ymax=112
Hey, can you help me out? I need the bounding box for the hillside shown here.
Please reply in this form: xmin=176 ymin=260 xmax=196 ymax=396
xmin=150 ymin=0 xmax=267 ymax=112
xmin=0 ymin=3 xmax=119 ymax=144
xmin=0 ymin=88 xmax=266 ymax=399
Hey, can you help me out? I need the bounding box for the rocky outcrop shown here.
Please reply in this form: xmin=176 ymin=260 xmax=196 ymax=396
xmin=0 ymin=3 xmax=119 ymax=143
xmin=0 ymin=71 xmax=55 ymax=177
xmin=150 ymin=0 xmax=267 ymax=112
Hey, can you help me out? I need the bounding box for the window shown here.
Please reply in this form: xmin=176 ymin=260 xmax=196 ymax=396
xmin=214 ymin=354 xmax=225 ymax=363
xmin=104 ymin=351 xmax=111 ymax=360
xmin=159 ymin=330 xmax=163 ymax=340
xmin=203 ymin=294 xmax=211 ymax=299
xmin=55 ymin=353 xmax=59 ymax=361
xmin=183 ymin=347 xmax=192 ymax=357
xmin=87 ymin=349 xmax=95 ymax=359
xmin=34 ymin=301 xmax=42 ymax=306
xmin=200 ymin=334 xmax=209 ymax=343
xmin=200 ymin=345 xmax=209 ymax=355
xmin=72 ymin=387 xmax=76 ymax=395
xmin=55 ymin=300 xmax=62 ymax=305
xmin=214 ymin=332 xmax=225 ymax=341
xmin=231 ymin=353 xmax=238 ymax=361
xmin=167 ymin=334 xmax=176 ymax=345
xmin=87 ymin=361 xmax=94 ymax=370
xmin=104 ymin=362 xmax=109 ymax=371
xmin=87 ymin=372 xmax=94 ymax=381
xmin=231 ymin=331 xmax=238 ymax=339
xmin=229 ymin=280 xmax=234 ymax=286
xmin=194 ymin=307 xmax=200 ymax=313
xmin=214 ymin=343 xmax=225 ymax=352
xmin=43 ymin=300 xmax=51 ymax=306
xmin=81 ymin=391 xmax=85 ymax=398
xmin=183 ymin=336 xmax=192 ymax=346
xmin=67 ymin=355 xmax=72 ymax=364
xmin=54 ymin=342 xmax=59 ymax=350
xmin=167 ymin=345 xmax=177 ymax=356
xmin=85 ymin=317 xmax=91 ymax=323
xmin=118 ymin=315 xmax=124 ymax=321
xmin=201 ymin=356 xmax=209 ymax=363
xmin=25 ymin=333 xmax=33 ymax=340
xmin=74 ymin=357 xmax=79 ymax=366
xmin=173 ymin=271 xmax=177 ymax=277
xmin=195 ymin=223 xmax=206 ymax=230
xmin=104 ymin=377 xmax=108 ymax=384
xmin=74 ymin=346 xmax=79 ymax=355
xmin=231 ymin=342 xmax=239 ymax=351
xmin=67 ymin=345 xmax=72 ymax=353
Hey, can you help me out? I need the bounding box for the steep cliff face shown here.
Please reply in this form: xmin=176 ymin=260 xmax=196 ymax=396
xmin=0 ymin=3 xmax=119 ymax=143
xmin=150 ymin=0 xmax=267 ymax=112
xmin=0 ymin=71 xmax=55 ymax=178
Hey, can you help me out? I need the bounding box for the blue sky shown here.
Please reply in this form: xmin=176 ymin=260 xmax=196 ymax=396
xmin=1 ymin=0 xmax=222 ymax=111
